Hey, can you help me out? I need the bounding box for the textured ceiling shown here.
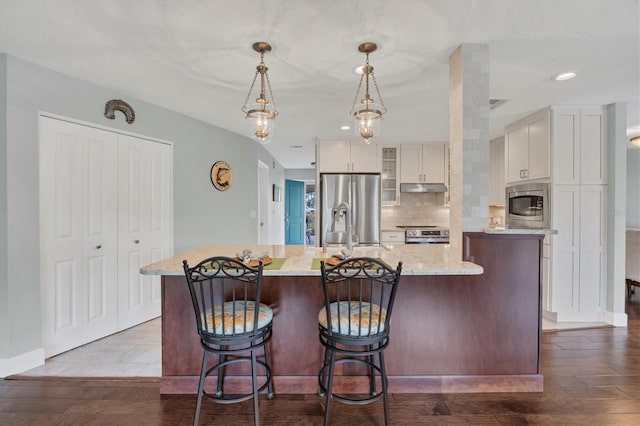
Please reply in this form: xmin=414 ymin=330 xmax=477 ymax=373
xmin=1 ymin=0 xmax=638 ymax=168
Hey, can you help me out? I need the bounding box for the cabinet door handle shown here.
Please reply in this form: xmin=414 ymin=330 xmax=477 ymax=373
xmin=96 ymin=244 xmax=102 ymax=249
xmin=134 ymin=239 xmax=140 ymax=244
xmin=347 ymin=162 xmax=350 ymax=170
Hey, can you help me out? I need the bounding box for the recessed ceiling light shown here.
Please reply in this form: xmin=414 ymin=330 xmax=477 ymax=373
xmin=340 ymin=125 xmax=351 ymax=130
xmin=553 ymin=71 xmax=577 ymax=81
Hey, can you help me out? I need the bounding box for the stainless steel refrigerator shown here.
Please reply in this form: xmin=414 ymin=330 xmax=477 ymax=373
xmin=320 ymin=173 xmax=381 ymax=246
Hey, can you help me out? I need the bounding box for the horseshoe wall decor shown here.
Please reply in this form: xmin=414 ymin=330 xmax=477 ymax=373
xmin=104 ymin=99 xmax=136 ymax=124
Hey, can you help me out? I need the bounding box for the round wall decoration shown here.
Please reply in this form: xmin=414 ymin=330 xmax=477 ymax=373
xmin=210 ymin=161 xmax=233 ymax=191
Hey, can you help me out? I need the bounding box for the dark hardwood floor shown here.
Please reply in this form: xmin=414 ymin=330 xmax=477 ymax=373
xmin=2 ymin=298 xmax=638 ymax=425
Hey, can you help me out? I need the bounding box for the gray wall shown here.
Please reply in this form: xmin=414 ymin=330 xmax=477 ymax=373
xmin=285 ymin=168 xmax=316 ymax=181
xmin=629 ymin=148 xmax=640 ymax=229
xmin=0 ymin=55 xmax=8 ymax=359
xmin=0 ymin=54 xmax=285 ymax=360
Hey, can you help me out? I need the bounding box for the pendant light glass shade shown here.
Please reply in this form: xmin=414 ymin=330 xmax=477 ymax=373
xmin=353 ymin=99 xmax=383 ymax=143
xmin=244 ymin=100 xmax=276 ymax=143
xmin=631 ymin=136 xmax=640 ymax=147
xmin=351 ymin=42 xmax=386 ymax=144
xmin=242 ymin=42 xmax=277 ymax=144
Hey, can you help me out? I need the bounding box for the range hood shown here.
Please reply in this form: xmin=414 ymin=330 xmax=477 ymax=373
xmin=400 ymin=183 xmax=448 ymax=193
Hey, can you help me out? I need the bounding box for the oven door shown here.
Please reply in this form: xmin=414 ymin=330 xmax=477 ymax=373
xmin=405 ymin=237 xmax=449 ymax=244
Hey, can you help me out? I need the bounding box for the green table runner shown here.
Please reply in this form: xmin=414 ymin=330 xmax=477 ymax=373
xmin=311 ymin=258 xmax=382 ymax=270
xmin=263 ymin=258 xmax=285 ymax=270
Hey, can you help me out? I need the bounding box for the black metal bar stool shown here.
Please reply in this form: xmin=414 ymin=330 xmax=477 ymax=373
xmin=318 ymin=257 xmax=403 ymax=426
xmin=182 ymin=256 xmax=274 ymax=426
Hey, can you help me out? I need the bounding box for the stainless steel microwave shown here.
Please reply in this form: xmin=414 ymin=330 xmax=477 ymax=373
xmin=505 ymin=182 xmax=550 ymax=229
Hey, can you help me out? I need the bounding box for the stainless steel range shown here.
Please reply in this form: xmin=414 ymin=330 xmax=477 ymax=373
xmin=396 ymin=225 xmax=450 ymax=244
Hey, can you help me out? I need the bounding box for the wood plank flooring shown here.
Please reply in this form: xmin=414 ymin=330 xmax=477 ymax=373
xmin=2 ymin=298 xmax=638 ymax=425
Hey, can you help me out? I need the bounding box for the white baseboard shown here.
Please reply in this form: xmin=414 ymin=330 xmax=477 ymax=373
xmin=0 ymin=348 xmax=45 ymax=378
xmin=555 ymin=308 xmax=610 ymax=322
xmin=603 ymin=310 xmax=628 ymax=327
xmin=542 ymin=309 xmax=557 ymax=322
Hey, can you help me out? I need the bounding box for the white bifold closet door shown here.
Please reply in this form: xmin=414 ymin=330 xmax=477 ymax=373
xmin=39 ymin=117 xmax=119 ymax=356
xmin=116 ymin=133 xmax=171 ymax=331
xmin=39 ymin=116 xmax=172 ymax=357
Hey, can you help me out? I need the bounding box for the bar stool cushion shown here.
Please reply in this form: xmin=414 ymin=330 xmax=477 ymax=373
xmin=318 ymin=301 xmax=387 ymax=336
xmin=203 ymin=301 xmax=273 ymax=335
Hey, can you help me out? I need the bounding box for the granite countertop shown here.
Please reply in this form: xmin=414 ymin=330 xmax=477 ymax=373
xmin=140 ymin=244 xmax=483 ymax=277
xmin=483 ymin=227 xmax=558 ymax=235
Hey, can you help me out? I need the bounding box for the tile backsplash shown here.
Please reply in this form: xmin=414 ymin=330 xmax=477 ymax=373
xmin=381 ymin=193 xmax=450 ymax=229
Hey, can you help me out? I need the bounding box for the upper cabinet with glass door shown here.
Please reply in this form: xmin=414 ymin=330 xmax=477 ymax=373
xmin=381 ymin=146 xmax=400 ymax=205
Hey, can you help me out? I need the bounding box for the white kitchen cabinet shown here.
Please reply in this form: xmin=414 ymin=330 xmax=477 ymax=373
xmin=552 ymin=107 xmax=607 ymax=185
xmin=549 ymin=184 xmax=606 ymax=321
xmin=381 ymin=230 xmax=404 ymax=245
xmin=541 ymin=106 xmax=608 ymax=322
xmin=542 ymin=235 xmax=551 ymax=313
xmin=317 ymin=139 xmax=381 ymax=173
xmin=400 ymin=143 xmax=446 ymax=183
xmin=381 ymin=146 xmax=400 ymax=205
xmin=489 ymin=137 xmax=505 ymax=206
xmin=505 ymin=109 xmax=550 ymax=183
xmin=39 ymin=116 xmax=172 ymax=357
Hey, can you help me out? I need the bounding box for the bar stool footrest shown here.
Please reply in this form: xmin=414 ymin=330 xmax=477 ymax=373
xmin=318 ymin=356 xmax=386 ymax=405
xmin=203 ymin=357 xmax=273 ymax=405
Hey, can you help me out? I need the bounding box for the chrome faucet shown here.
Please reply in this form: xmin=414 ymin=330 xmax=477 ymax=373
xmin=334 ymin=201 xmax=356 ymax=252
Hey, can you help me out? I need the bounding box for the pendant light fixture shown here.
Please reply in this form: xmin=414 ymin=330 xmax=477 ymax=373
xmin=242 ymin=42 xmax=277 ymax=144
xmin=631 ymin=136 xmax=640 ymax=147
xmin=351 ymin=42 xmax=386 ymax=143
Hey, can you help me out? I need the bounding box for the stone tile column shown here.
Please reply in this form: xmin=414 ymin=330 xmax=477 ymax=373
xmin=449 ymin=44 xmax=490 ymax=257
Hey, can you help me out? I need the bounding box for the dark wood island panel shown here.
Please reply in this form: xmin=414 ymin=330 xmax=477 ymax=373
xmin=160 ymin=232 xmax=544 ymax=394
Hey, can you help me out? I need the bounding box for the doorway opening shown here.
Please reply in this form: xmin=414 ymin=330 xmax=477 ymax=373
xmin=258 ymin=161 xmax=269 ymax=244
xmin=305 ymin=182 xmax=316 ymax=246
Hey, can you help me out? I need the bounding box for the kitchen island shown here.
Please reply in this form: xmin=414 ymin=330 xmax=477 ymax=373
xmin=141 ymin=232 xmax=546 ymax=394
